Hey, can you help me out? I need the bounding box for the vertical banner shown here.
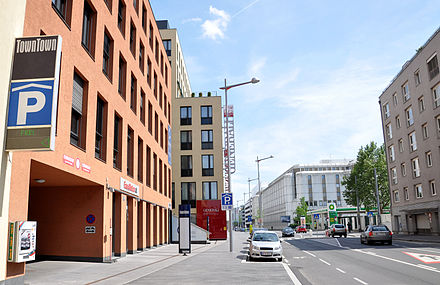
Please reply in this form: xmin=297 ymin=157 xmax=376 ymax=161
xmin=328 ymin=203 xmax=337 ymax=226
xmin=6 ymin=35 xmax=62 ymax=151
xmin=179 ymin=204 xmax=191 ymax=254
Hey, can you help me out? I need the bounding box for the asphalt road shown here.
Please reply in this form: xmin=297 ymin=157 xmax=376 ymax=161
xmin=282 ymin=232 xmax=440 ymax=285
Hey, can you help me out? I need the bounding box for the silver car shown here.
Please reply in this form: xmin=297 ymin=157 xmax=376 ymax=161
xmin=248 ymin=231 xmax=282 ymax=261
xmin=360 ymin=225 xmax=392 ymax=245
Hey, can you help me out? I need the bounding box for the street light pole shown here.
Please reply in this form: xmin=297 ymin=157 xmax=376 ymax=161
xmin=374 ymin=168 xmax=382 ymax=225
xmin=256 ymin=155 xmax=274 ymax=227
xmin=220 ymin=78 xmax=260 ymax=253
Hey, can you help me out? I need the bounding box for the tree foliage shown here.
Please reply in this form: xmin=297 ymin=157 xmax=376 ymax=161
xmin=342 ymin=142 xmax=390 ymax=212
xmin=294 ymin=197 xmax=311 ymax=224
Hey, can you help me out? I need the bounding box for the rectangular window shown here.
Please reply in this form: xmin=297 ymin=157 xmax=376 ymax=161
xmin=142 ymin=3 xmax=147 ymax=32
xmin=412 ymin=157 xmax=420 ymax=178
xmin=383 ymin=103 xmax=390 ymax=118
xmin=391 ymin=167 xmax=397 ymax=185
xmin=165 ymin=128 xmax=168 ymax=154
xmin=401 ymin=163 xmax=406 ymax=176
xmin=388 ymin=145 xmax=395 ymax=162
xmin=409 ymin=131 xmax=417 ymax=152
xmin=165 ymin=65 xmax=168 ymax=87
xmin=422 ymin=123 xmax=429 ymax=139
xmin=155 ymin=38 xmax=159 ymax=63
xmin=427 ymin=54 xmax=439 ymax=80
xmin=113 ymin=113 xmax=122 ymax=170
xmin=153 ymin=72 xmax=157 ymax=98
xmin=118 ymin=54 xmax=126 ymax=99
xmin=52 ymin=0 xmax=72 ymax=26
xmin=396 ymin=115 xmax=401 ymax=129
xmin=415 ymin=184 xmax=423 ymax=198
xmin=127 ymin=126 xmax=134 ymax=177
xmin=140 ymin=89 xmax=145 ymax=124
xmin=130 ymin=21 xmax=136 ymax=56
xmin=138 ymin=137 xmax=143 ymax=183
xmin=148 ymin=101 xmax=153 ymax=134
xmin=160 ymin=53 xmax=164 ymax=75
xmin=95 ymin=95 xmax=107 ymax=161
xmin=203 ymin=182 xmax=218 ymax=200
xmin=118 ymin=0 xmax=125 ymax=36
xmin=426 ymin=151 xmax=433 ymax=167
xmin=394 ymin=190 xmax=400 ymax=202
xmin=163 ymin=39 xmax=171 ymax=56
xmin=201 ymin=105 xmax=213 ymax=124
xmin=433 ymin=83 xmax=440 ymax=109
xmin=402 ymin=82 xmax=410 ymax=102
xmin=202 ymin=154 xmax=214 ymax=176
xmin=406 ymin=106 xmax=414 ymax=126
xmin=386 ymin=123 xmax=392 ymax=140
xmin=392 ymin=93 xmax=398 ymax=105
xmin=147 ymin=57 xmax=151 ymax=86
xmin=180 ymin=131 xmax=192 ymax=150
xmin=82 ymin=0 xmax=96 ymax=56
xmin=71 ymin=72 xmax=87 ymax=149
xmin=149 ymin=22 xmax=153 ymax=48
xmin=139 ymin=41 xmax=144 ymax=73
xmin=160 ymin=121 xmax=164 ymax=149
xmin=398 ymin=138 xmax=404 ymax=152
xmin=418 ymin=96 xmax=425 ymax=113
xmin=414 ymin=70 xmax=421 ymax=85
xmin=102 ymin=29 xmax=113 ymax=80
xmin=201 ymin=130 xmax=213 ymax=149
xmin=430 ymin=180 xmax=437 ymax=196
xmin=404 ymin=187 xmax=409 ymax=200
xmin=180 ymin=106 xmax=192 ymax=125
xmin=437 ymin=115 xmax=440 ymax=136
xmin=146 ymin=146 xmax=151 ymax=186
xmin=154 ymin=112 xmax=158 ymax=142
xmin=172 ymin=183 xmax=175 ymax=208
xmin=181 ymin=155 xmax=193 ymax=177
xmin=130 ymin=73 xmax=137 ymax=113
xmin=159 ymin=84 xmax=163 ymax=109
xmin=181 ymin=182 xmax=196 ymax=208
xmin=159 ymin=159 xmax=162 ymax=194
xmin=153 ymin=153 xmax=157 ymax=190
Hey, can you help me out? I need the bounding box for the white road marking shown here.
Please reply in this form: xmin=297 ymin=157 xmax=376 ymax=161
xmin=284 ymin=259 xmax=289 ymax=263
xmin=319 ymin=258 xmax=331 ymax=266
xmin=335 ymin=238 xmax=342 ymax=247
xmin=303 ymin=251 xmax=316 ymax=257
xmin=282 ymin=263 xmax=302 ymax=285
xmin=353 ymin=277 xmax=368 ymax=284
xmin=417 ymin=264 xmax=437 ymax=271
xmin=336 ymin=268 xmax=346 ymax=274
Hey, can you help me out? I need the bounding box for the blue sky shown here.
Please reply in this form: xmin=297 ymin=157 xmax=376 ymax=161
xmin=150 ymin=0 xmax=440 ymax=203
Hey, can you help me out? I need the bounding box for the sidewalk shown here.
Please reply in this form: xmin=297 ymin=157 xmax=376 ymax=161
xmin=25 ymin=232 xmax=296 ymax=284
xmin=392 ymin=233 xmax=440 ymax=243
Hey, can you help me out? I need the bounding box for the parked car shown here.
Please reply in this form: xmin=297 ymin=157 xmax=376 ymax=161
xmin=282 ymin=227 xmax=295 ymax=237
xmin=296 ymin=226 xmax=307 ymax=233
xmin=248 ymin=231 xmax=283 ymax=261
xmin=360 ymin=225 xmax=392 ymax=245
xmin=327 ymin=224 xmax=347 ymax=238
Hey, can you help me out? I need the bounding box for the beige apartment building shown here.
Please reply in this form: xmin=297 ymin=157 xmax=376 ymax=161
xmin=379 ymin=27 xmax=440 ymax=235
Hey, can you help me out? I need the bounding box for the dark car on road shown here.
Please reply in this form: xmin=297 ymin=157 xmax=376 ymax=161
xmin=360 ymin=225 xmax=392 ymax=245
xmin=282 ymin=227 xmax=295 ymax=237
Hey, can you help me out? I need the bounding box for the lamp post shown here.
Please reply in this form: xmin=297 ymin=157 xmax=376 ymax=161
xmin=256 ymin=155 xmax=274 ymax=227
xmin=220 ymin=78 xmax=260 ymax=253
xmin=247 ymin=178 xmax=257 ymax=229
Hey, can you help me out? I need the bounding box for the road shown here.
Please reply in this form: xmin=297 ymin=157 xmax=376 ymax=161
xmin=282 ymin=232 xmax=440 ymax=285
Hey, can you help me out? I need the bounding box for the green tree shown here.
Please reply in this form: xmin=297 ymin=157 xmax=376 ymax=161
xmin=294 ymin=197 xmax=311 ymax=224
xmin=342 ymin=141 xmax=390 ymax=212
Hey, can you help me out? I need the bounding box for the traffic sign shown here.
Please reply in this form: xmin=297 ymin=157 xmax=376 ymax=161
xmin=403 ymin=252 xmax=440 ymax=264
xmin=221 ymin=193 xmax=233 ymax=210
xmin=313 ymin=214 xmax=320 ymax=219
xmin=367 ymin=211 xmax=374 ymax=217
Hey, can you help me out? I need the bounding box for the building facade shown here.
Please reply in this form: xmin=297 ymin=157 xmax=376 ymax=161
xmin=5 ymin=0 xmax=171 ymax=282
xmin=379 ymin=27 xmax=440 ymax=235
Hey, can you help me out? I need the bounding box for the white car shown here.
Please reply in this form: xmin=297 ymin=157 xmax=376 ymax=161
xmin=248 ymin=231 xmax=282 ymax=261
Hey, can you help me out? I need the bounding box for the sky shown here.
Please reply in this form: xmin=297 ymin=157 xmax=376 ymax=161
xmin=150 ymin=0 xmax=440 ymax=205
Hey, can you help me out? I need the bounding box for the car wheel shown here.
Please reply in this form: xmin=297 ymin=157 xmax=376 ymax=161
xmin=278 ymin=257 xmax=283 ymax=262
xmin=332 ymin=234 xmax=335 ymax=238
xmin=248 ymin=254 xmax=253 ymax=261
xmin=344 ymin=234 xmax=347 ymax=238
xmin=360 ymin=237 xmax=364 ymax=244
xmin=388 ymin=241 xmax=392 ymax=245
xmin=367 ymin=240 xmax=372 ymax=245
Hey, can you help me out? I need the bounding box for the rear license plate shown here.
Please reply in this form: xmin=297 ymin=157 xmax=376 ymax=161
xmin=261 ymin=252 xmax=272 ymax=256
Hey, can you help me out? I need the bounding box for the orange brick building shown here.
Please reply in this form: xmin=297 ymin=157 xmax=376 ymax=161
xmin=6 ymin=0 xmax=171 ymax=281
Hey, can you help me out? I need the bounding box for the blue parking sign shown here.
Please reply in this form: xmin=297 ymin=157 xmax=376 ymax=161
xmin=221 ymin=193 xmax=233 ymax=210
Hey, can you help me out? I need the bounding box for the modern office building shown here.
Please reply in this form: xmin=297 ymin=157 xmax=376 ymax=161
xmin=260 ymin=160 xmax=353 ymax=230
xmin=379 ymin=27 xmax=440 ymax=235
xmin=4 ymin=0 xmax=171 ymax=282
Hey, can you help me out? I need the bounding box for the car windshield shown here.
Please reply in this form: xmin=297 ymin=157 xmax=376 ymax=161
xmin=283 ymin=228 xmax=293 ymax=231
xmin=253 ymin=233 xmax=279 ymax=242
xmin=335 ymin=224 xmax=345 ymax=228
xmin=372 ymin=226 xmax=389 ymax=231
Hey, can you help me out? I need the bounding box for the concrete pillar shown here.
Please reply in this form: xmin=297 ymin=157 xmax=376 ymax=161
xmin=153 ymin=206 xmax=158 ymax=246
xmin=114 ymin=193 xmax=126 ymax=257
xmin=127 ymin=197 xmax=137 ymax=254
xmin=147 ymin=203 xmax=153 ymax=248
xmin=137 ymin=201 xmax=147 ymax=250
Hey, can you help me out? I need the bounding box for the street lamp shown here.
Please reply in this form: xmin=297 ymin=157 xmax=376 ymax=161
xmin=256 ymin=155 xmax=274 ymax=227
xmin=247 ymin=178 xmax=257 ymax=229
xmin=220 ymin=77 xmax=260 ymax=253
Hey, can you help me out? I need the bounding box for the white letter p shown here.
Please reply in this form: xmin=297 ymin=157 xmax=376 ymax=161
xmin=17 ymin=91 xmax=46 ymax=125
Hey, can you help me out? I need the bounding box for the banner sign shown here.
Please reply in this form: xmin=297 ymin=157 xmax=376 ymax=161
xmin=120 ymin=177 xmax=140 ymax=197
xmin=6 ymin=35 xmax=62 ymax=151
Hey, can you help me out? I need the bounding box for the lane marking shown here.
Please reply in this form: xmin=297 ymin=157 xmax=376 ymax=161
xmin=417 ymin=264 xmax=437 ymax=271
xmin=303 ymin=251 xmax=316 ymax=257
xmin=335 ymin=238 xmax=342 ymax=247
xmin=353 ymin=277 xmax=368 ymax=285
xmin=282 ymin=263 xmax=302 ymax=285
xmin=319 ymin=258 xmax=331 ymax=266
xmin=336 ymin=268 xmax=346 ymax=274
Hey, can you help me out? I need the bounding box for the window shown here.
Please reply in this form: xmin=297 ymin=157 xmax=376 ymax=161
xmin=102 ymin=30 xmax=113 ymax=80
xmin=153 ymin=153 xmax=157 ymax=190
xmin=433 ymin=83 xmax=440 ymax=108
xmin=153 ymin=72 xmax=157 ymax=98
xmin=386 ymin=123 xmax=392 ymax=140
xmin=147 ymin=57 xmax=151 ymax=86
xmin=181 ymin=155 xmax=193 ymax=177
xmin=388 ymin=145 xmax=395 ymax=162
xmin=146 ymin=146 xmax=151 ymax=186
xmin=130 ymin=21 xmax=136 ymax=56
xmin=203 ymin=182 xmax=218 ymax=200
xmin=391 ymin=167 xmax=397 ymax=185
xmin=71 ymin=72 xmax=87 ymax=149
xmin=118 ymin=0 xmax=125 ymax=36
xmin=394 ymin=190 xmax=399 ymax=202
xmin=181 ymin=182 xmax=196 ymax=208
xmin=392 ymin=93 xmax=398 ymax=105
xmin=160 ymin=121 xmax=164 ymax=149
xmin=430 ymin=180 xmax=437 ymax=196
xmin=409 ymin=131 xmax=417 ymax=151
xmin=118 ymin=54 xmax=126 ymax=98
xmin=401 ymin=163 xmax=406 ymax=176
xmin=139 ymin=41 xmax=144 ymax=73
xmin=398 ymin=138 xmax=404 ymax=152
xmin=201 ymin=106 xmax=213 ymax=124
xmin=81 ymin=0 xmax=96 ymax=56
xmin=159 ymin=159 xmax=162 ymax=193
xmin=127 ymin=126 xmax=134 ymax=177
xmin=130 ymin=73 xmax=137 ymax=113
xmin=180 ymin=131 xmax=192 ymax=150
xmin=202 ymin=155 xmax=214 ymax=176
xmin=180 ymin=106 xmax=192 ymax=125
xmin=140 ymin=89 xmax=145 ymax=124
xmin=422 ymin=123 xmax=429 ymax=139
xmin=165 ymin=65 xmax=168 ymax=87
xmin=149 ymin=22 xmax=153 ymax=48
xmin=417 ymin=96 xmax=425 ymax=113
xmin=159 ymin=84 xmax=163 ymax=109
xmin=414 ymin=70 xmax=421 ymax=85
xmin=154 ymin=112 xmax=158 ymax=142
xmin=95 ymin=95 xmax=107 ymax=161
xmin=52 ymin=0 xmax=72 ymax=26
xmin=383 ymin=103 xmax=390 ymax=118
xmin=163 ymin=39 xmax=171 ymax=56
xmin=427 ymin=54 xmax=439 ymax=80
xmin=148 ymin=101 xmax=153 ymax=134
xmin=415 ymin=184 xmax=423 ymax=198
xmin=426 ymin=151 xmax=433 ymax=167
xmin=160 ymin=53 xmax=164 ymax=75
xmin=201 ymin=130 xmax=213 ymax=149
xmin=155 ymin=38 xmax=159 ymax=63
xmin=142 ymin=3 xmax=147 ymax=32
xmin=396 ymin=115 xmax=401 ymax=129
xmin=411 ymin=157 xmax=420 ymax=178
xmin=402 ymin=82 xmax=410 ymax=102
xmin=404 ymin=187 xmax=409 ymax=200
xmin=133 ymin=0 xmax=138 ymax=14
xmin=406 ymin=106 xmax=414 ymax=126
xmin=113 ymin=113 xmax=122 ymax=170
xmin=437 ymin=115 xmax=440 ymax=136
xmin=138 ymin=137 xmax=143 ymax=182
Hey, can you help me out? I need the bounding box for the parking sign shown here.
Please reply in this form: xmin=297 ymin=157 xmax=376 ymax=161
xmin=221 ymin=193 xmax=233 ymax=210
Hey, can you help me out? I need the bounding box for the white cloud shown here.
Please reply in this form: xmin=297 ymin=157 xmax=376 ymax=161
xmin=201 ymin=6 xmax=230 ymax=40
xmin=182 ymin=17 xmax=202 ymax=24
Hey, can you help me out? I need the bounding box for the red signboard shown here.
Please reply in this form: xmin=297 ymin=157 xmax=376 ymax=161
xmin=196 ymin=200 xmax=227 ymax=240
